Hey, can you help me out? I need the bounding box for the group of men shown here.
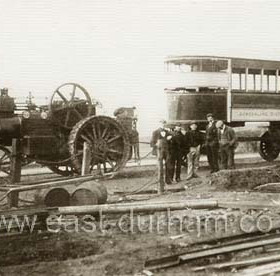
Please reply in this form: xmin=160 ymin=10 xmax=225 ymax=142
xmin=150 ymin=113 xmax=237 ymax=190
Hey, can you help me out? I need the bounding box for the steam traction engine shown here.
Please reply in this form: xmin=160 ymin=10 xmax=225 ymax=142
xmin=0 ymin=83 xmax=132 ymax=176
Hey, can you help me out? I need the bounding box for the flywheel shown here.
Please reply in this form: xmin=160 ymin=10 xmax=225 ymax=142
xmin=49 ymin=83 xmax=94 ymax=129
xmin=68 ymin=115 xmax=131 ymax=175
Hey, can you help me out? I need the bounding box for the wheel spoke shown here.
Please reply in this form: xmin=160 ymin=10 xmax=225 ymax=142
xmin=70 ymin=84 xmax=76 ymax=102
xmin=96 ymin=122 xmax=101 ymax=138
xmin=92 ymin=124 xmax=98 ymax=139
xmin=56 ymin=90 xmax=68 ymax=103
xmin=107 ymin=135 xmax=122 ymax=144
xmin=81 ymin=134 xmax=92 ymax=145
xmin=101 ymin=126 xmax=109 ymax=138
xmin=102 ymin=162 xmax=107 ymax=173
xmin=107 ymin=148 xmax=123 ymax=155
xmin=65 ymin=110 xmax=71 ymax=127
xmin=73 ymin=108 xmax=84 ymax=120
xmin=0 ymin=152 xmax=7 ymax=161
xmin=82 ymin=129 xmax=95 ymax=142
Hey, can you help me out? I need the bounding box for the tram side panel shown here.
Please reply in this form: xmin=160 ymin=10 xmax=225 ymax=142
xmin=166 ymin=91 xmax=227 ymax=124
xmin=231 ymin=92 xmax=280 ymax=122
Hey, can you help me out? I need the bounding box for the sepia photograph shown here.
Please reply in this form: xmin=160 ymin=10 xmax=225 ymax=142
xmin=1 ymin=0 xmax=280 ymax=275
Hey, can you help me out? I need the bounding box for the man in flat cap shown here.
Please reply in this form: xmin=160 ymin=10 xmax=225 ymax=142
xmin=205 ymin=113 xmax=219 ymax=173
xmin=150 ymin=119 xmax=173 ymax=193
xmin=216 ymin=120 xmax=237 ymax=170
xmin=186 ymin=121 xmax=204 ymax=180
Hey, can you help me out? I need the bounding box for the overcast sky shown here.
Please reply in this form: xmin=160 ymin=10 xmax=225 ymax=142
xmin=0 ymin=0 xmax=280 ymax=135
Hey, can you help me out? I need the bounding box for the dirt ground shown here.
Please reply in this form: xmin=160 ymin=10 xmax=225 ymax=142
xmin=1 ymin=159 xmax=280 ymax=276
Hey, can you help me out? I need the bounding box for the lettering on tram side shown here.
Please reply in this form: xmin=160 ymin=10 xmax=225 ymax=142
xmin=232 ymin=108 xmax=280 ymax=121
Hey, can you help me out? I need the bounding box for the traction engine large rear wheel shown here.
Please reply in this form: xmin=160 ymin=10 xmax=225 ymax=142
xmin=0 ymin=146 xmax=11 ymax=176
xmin=259 ymin=131 xmax=280 ymax=162
xmin=68 ymin=115 xmax=130 ymax=175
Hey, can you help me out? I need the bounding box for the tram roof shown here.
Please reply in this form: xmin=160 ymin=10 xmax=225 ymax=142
xmin=166 ymin=55 xmax=280 ymax=72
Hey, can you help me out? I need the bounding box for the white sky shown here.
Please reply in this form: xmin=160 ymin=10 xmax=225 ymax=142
xmin=0 ymin=0 xmax=280 ymax=135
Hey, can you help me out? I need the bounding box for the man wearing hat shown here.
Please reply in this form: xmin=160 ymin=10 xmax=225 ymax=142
xmin=170 ymin=124 xmax=184 ymax=182
xmin=205 ymin=113 xmax=219 ymax=173
xmin=186 ymin=121 xmax=204 ymax=180
xmin=216 ymin=120 xmax=237 ymax=169
xmin=150 ymin=119 xmax=173 ymax=192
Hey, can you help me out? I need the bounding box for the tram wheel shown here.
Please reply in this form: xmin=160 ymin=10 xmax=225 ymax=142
xmin=259 ymin=131 xmax=280 ymax=162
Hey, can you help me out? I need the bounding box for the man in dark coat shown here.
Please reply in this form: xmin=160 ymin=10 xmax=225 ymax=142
xmin=205 ymin=113 xmax=219 ymax=173
xmin=150 ymin=120 xmax=173 ymax=192
xmin=170 ymin=124 xmax=184 ymax=182
xmin=216 ymin=120 xmax=237 ymax=169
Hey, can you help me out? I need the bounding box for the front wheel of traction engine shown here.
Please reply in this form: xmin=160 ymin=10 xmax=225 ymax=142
xmin=259 ymin=131 xmax=280 ymax=162
xmin=68 ymin=115 xmax=131 ymax=175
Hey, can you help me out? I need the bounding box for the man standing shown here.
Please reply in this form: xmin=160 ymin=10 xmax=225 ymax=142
xmin=170 ymin=124 xmax=184 ymax=183
xmin=130 ymin=125 xmax=140 ymax=164
xmin=216 ymin=120 xmax=237 ymax=170
xmin=150 ymin=120 xmax=173 ymax=193
xmin=205 ymin=113 xmax=219 ymax=173
xmin=180 ymin=126 xmax=190 ymax=166
xmin=186 ymin=121 xmax=204 ymax=180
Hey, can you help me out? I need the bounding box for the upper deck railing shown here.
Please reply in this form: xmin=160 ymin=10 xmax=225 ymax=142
xmin=165 ymin=55 xmax=280 ymax=93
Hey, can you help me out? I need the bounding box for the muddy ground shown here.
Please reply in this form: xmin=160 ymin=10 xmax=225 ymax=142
xmin=1 ymin=159 xmax=280 ymax=275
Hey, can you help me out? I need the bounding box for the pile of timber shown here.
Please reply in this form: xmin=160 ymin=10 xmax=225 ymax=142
xmin=210 ymin=165 xmax=280 ymax=190
xmin=144 ymin=232 xmax=280 ymax=275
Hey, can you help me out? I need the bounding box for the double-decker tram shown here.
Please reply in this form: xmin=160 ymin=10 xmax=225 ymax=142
xmin=165 ymin=55 xmax=280 ymax=161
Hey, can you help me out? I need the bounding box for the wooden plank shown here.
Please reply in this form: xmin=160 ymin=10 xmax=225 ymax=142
xmin=8 ymin=139 xmax=22 ymax=207
xmin=4 ymin=175 xmax=98 ymax=193
xmin=179 ymin=237 xmax=280 ymax=262
xmin=7 ymin=192 xmax=19 ymax=208
xmin=218 ymin=201 xmax=280 ymax=210
xmin=81 ymin=142 xmax=91 ymax=176
xmin=145 ymin=234 xmax=280 ymax=271
xmin=254 ymin=182 xmax=280 ymax=192
xmin=10 ymin=139 xmax=21 ymax=184
xmin=57 ymin=200 xmax=219 ymax=215
xmin=193 ymin=253 xmax=280 ymax=271
xmin=240 ymin=261 xmax=280 ymax=276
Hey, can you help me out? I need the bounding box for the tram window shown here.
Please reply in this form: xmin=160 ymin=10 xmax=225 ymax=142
xmin=191 ymin=59 xmax=228 ymax=72
xmin=247 ymin=74 xmax=255 ymax=91
xmin=232 ymin=73 xmax=246 ymax=91
xmin=179 ymin=64 xmax=191 ymax=73
xmin=265 ymin=75 xmax=276 ymax=92
xmin=254 ymin=75 xmax=261 ymax=91
xmin=231 ymin=72 xmax=277 ymax=92
xmin=166 ymin=63 xmax=192 ymax=73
